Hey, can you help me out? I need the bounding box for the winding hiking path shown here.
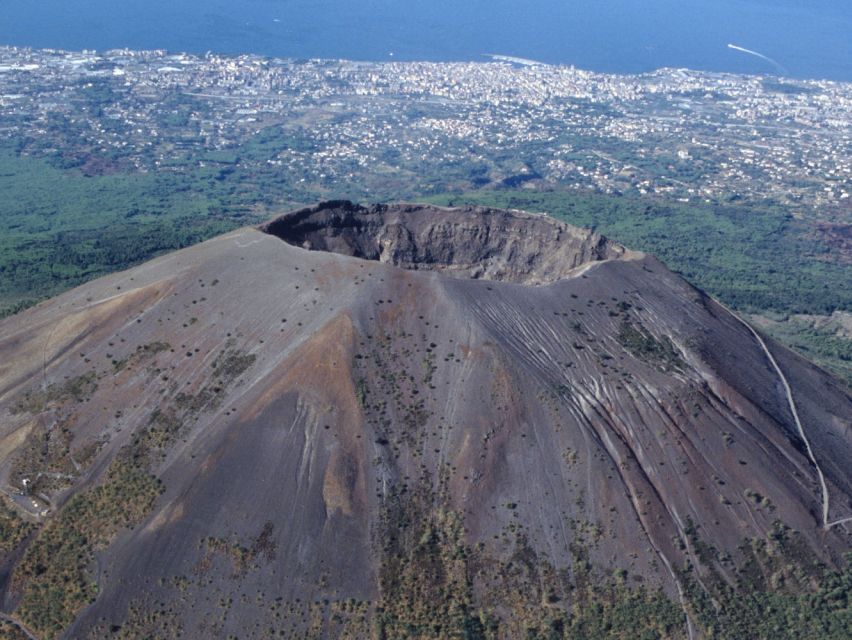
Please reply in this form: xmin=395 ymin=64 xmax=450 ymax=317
xmin=726 ymin=306 xmax=852 ymax=531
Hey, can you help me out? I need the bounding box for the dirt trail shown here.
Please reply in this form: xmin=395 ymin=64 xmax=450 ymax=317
xmin=726 ymin=304 xmax=852 ymax=531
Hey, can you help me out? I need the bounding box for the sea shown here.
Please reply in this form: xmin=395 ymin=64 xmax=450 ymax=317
xmin=2 ymin=0 xmax=850 ymax=81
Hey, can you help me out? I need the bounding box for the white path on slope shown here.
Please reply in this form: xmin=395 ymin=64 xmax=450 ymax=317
xmin=723 ymin=304 xmax=852 ymax=531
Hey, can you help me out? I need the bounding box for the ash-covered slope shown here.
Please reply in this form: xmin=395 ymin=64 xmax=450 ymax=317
xmin=0 ymin=201 xmax=849 ymax=639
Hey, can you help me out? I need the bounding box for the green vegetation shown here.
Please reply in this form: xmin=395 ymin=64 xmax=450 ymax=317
xmin=0 ymin=620 xmax=31 ymax=640
xmin=6 ymin=337 xmax=258 ymax=638
xmin=682 ymin=522 xmax=852 ymax=639
xmin=0 ymin=147 xmax=260 ymax=315
xmin=377 ymin=497 xmax=852 ymax=639
xmin=74 ymin=494 xmax=852 ymax=640
xmin=13 ymin=453 xmax=162 ymax=639
xmin=426 ymin=188 xmax=852 ymax=384
xmin=0 ymin=497 xmax=34 ymax=558
xmin=376 ymin=489 xmax=478 ymax=638
xmin=196 ymin=523 xmax=276 ymax=579
xmin=174 ymin=345 xmax=257 ymax=416
xmin=9 ymin=371 xmax=101 ymax=494
xmin=1 ymin=140 xmax=849 ymax=384
xmin=751 ymin=314 xmax=852 ymax=386
xmin=10 ymin=422 xmax=76 ymax=495
xmin=617 ymin=320 xmax=684 ymax=373
xmin=112 ymin=341 xmax=172 ymax=372
xmin=5 ymin=141 xmax=847 ymax=323
xmin=427 ymin=190 xmax=852 ymax=316
xmin=11 ymin=371 xmax=97 ymax=415
xmin=374 ymin=478 xmax=687 ymax=640
xmin=3 ymin=128 xmax=848 ymax=637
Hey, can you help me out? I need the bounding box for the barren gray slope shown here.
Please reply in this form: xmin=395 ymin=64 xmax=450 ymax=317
xmin=0 ymin=202 xmax=848 ymax=639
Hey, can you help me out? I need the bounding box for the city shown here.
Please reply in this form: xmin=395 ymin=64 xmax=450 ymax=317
xmin=1 ymin=46 xmax=849 ymax=217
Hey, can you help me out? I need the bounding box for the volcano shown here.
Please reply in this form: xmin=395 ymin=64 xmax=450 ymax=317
xmin=0 ymin=201 xmax=849 ymax=639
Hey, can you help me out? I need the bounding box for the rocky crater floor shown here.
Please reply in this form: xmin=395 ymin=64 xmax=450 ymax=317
xmin=0 ymin=201 xmax=849 ymax=639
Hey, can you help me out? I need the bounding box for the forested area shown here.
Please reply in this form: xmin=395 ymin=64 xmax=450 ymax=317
xmin=429 ymin=190 xmax=851 ymax=316
xmin=0 ymin=147 xmax=266 ymax=316
xmin=1 ymin=146 xmax=849 ymax=383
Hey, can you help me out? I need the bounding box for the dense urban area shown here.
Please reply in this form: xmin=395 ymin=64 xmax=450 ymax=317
xmin=0 ymin=46 xmax=850 ymax=383
xmin=1 ymin=46 xmax=850 ymax=214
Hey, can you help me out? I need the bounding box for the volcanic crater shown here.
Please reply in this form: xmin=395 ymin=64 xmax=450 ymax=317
xmin=0 ymin=201 xmax=849 ymax=639
xmin=260 ymin=200 xmax=635 ymax=284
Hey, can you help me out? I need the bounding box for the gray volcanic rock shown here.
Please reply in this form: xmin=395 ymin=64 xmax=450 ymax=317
xmin=261 ymin=201 xmax=633 ymax=284
xmin=0 ymin=201 xmax=849 ymax=639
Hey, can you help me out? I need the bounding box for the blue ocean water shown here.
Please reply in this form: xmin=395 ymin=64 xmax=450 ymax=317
xmin=2 ymin=0 xmax=850 ymax=81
